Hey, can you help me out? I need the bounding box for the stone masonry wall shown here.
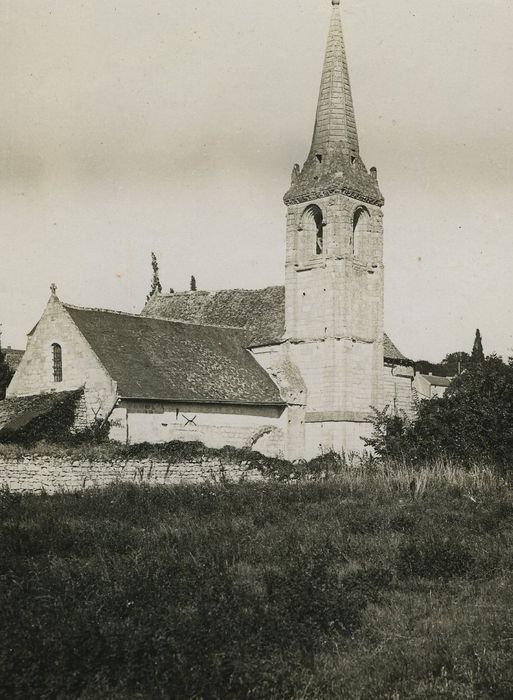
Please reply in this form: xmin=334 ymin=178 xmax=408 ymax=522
xmin=0 ymin=455 xmax=264 ymax=495
xmin=383 ymin=365 xmax=415 ymax=417
xmin=109 ymin=401 xmax=286 ymax=459
xmin=7 ymin=296 xmax=117 ymax=424
xmin=283 ymin=193 xmax=384 ymax=452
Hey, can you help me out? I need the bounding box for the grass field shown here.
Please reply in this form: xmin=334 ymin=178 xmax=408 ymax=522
xmin=1 ymin=464 xmax=513 ymax=699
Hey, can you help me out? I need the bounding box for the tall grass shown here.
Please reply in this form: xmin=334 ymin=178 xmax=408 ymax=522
xmin=1 ymin=467 xmax=512 ymax=698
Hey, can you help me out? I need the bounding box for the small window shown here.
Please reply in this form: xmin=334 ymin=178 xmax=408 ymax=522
xmin=52 ymin=343 xmax=62 ymax=382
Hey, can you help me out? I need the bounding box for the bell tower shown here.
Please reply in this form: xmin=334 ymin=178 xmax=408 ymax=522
xmin=283 ymin=0 xmax=385 ymax=451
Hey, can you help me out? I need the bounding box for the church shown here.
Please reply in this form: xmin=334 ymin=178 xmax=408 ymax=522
xmin=4 ymin=0 xmax=414 ymax=459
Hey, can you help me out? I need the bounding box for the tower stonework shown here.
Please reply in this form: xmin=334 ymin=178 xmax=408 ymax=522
xmin=283 ymin=0 xmax=385 ymax=457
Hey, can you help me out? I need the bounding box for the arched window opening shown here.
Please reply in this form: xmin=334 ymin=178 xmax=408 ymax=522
xmin=352 ymin=207 xmax=371 ymax=258
xmin=301 ymin=204 xmax=324 ymax=258
xmin=52 ymin=343 xmax=62 ymax=383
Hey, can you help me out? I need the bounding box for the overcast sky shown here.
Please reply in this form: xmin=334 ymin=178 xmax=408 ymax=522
xmin=1 ymin=0 xmax=513 ymax=361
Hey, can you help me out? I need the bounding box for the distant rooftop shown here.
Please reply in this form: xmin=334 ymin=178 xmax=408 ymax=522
xmin=418 ymin=374 xmax=452 ymax=388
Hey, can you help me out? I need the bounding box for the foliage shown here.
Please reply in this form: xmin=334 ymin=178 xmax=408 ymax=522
xmin=0 ymin=390 xmax=84 ymax=446
xmin=0 ymin=352 xmax=13 ymax=401
xmin=472 ymin=328 xmax=485 ymax=364
xmin=441 ymin=350 xmax=471 ymax=376
xmin=397 ymin=529 xmax=474 ymax=580
xmin=1 ymin=477 xmax=512 ymax=698
xmin=416 ymin=351 xmax=471 ymax=377
xmin=415 ymin=330 xmax=484 ymax=377
xmin=0 ymin=437 xmax=348 ymax=480
xmin=0 ymin=332 xmax=15 ymax=401
xmin=367 ymin=355 xmax=513 ymax=466
xmin=72 ymin=417 xmax=112 ymax=445
xmin=146 ymin=251 xmax=162 ymax=301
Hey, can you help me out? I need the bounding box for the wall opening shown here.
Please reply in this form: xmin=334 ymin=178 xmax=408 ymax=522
xmin=300 ymin=204 xmax=324 ymax=258
xmin=352 ymin=206 xmax=371 ymax=259
xmin=52 ymin=343 xmax=62 ymax=383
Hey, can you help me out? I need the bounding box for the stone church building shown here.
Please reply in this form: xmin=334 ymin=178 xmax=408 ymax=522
xmin=5 ymin=1 xmax=413 ymax=459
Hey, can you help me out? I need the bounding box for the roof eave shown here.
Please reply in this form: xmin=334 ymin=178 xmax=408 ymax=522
xmin=118 ymin=395 xmax=286 ymax=408
xmin=384 ymin=356 xmax=415 ymax=367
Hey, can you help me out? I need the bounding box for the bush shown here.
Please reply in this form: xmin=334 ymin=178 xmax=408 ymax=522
xmin=0 ymin=390 xmax=85 ymax=445
xmin=366 ymin=356 xmax=513 ymax=467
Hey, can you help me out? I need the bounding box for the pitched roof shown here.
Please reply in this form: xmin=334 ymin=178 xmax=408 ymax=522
xmin=383 ymin=335 xmax=409 ymax=364
xmin=1 ymin=349 xmax=24 ymax=373
xmin=143 ymin=287 xmax=285 ymax=347
xmin=143 ymin=286 xmax=410 ymax=363
xmin=0 ymin=390 xmax=79 ymax=435
xmin=63 ymin=305 xmax=284 ymax=406
xmin=418 ymin=374 xmax=452 ymax=388
xmin=283 ymin=2 xmax=383 ymax=207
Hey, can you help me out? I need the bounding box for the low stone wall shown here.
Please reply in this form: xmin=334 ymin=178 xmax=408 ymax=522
xmin=0 ymin=455 xmax=264 ymax=494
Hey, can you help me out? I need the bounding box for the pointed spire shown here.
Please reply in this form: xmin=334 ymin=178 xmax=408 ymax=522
xmin=284 ymin=1 xmax=383 ymax=207
xmin=311 ymin=0 xmax=359 ymax=159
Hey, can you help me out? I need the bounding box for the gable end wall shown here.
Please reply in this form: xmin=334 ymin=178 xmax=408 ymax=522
xmin=7 ymin=298 xmax=117 ymax=424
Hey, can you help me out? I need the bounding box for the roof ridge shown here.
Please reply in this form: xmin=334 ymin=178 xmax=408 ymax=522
xmin=63 ymin=303 xmax=145 ymax=319
xmin=153 ymin=285 xmax=284 ymax=300
xmin=64 ymin=303 xmax=249 ymax=333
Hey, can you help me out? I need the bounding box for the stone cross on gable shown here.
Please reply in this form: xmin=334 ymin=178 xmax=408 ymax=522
xmin=50 ymin=283 xmax=57 ymax=296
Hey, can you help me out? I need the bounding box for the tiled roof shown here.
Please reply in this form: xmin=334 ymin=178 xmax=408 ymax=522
xmin=143 ymin=286 xmax=410 ymax=362
xmin=143 ymin=287 xmax=285 ymax=347
xmin=418 ymin=374 xmax=452 ymax=388
xmin=0 ymin=390 xmax=79 ymax=435
xmin=64 ymin=305 xmax=284 ymax=406
xmin=383 ymin=335 xmax=409 ymax=363
xmin=1 ymin=349 xmax=24 ymax=373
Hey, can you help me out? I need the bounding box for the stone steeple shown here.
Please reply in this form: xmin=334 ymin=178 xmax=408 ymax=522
xmin=284 ymin=0 xmax=383 ymax=207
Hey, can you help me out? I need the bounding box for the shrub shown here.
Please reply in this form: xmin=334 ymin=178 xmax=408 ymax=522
xmin=0 ymin=390 xmax=84 ymax=445
xmin=366 ymin=356 xmax=513 ymax=467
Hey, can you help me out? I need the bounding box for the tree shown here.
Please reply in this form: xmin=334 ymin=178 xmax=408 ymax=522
xmin=0 ymin=329 xmax=14 ymax=400
xmin=440 ymin=351 xmax=471 ymax=376
xmin=415 ymin=359 xmax=447 ymax=376
xmin=146 ymin=252 xmax=162 ymax=301
xmin=471 ymin=328 xmax=485 ymax=364
xmin=366 ymin=355 xmax=513 ymax=466
xmin=415 ymin=352 xmax=471 ymax=377
xmin=190 ymin=275 xmax=197 ymax=292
